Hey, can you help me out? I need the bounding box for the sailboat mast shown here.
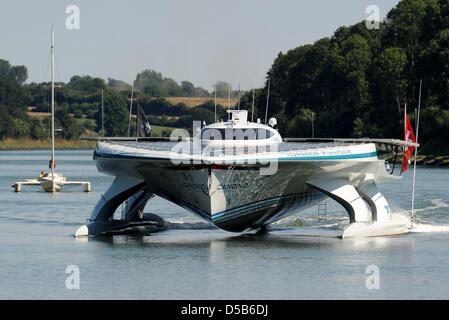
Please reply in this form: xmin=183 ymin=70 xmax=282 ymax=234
xmin=214 ymin=84 xmax=217 ymax=123
xmin=251 ymin=79 xmax=255 ymax=122
xmin=228 ymin=81 xmax=231 ymax=121
xmin=228 ymin=82 xmax=231 ymax=110
xmin=237 ymin=83 xmax=240 ymax=110
xmin=128 ymin=83 xmax=134 ymax=137
xmin=51 ymin=27 xmax=55 ymax=181
xmin=411 ymin=80 xmax=422 ymax=223
xmin=101 ymin=89 xmax=104 ymax=138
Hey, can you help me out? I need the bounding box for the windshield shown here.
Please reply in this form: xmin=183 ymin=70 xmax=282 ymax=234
xmin=201 ymin=128 xmax=274 ymax=140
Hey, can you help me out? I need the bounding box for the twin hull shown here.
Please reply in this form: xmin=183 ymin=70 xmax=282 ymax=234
xmin=95 ymin=148 xmax=388 ymax=232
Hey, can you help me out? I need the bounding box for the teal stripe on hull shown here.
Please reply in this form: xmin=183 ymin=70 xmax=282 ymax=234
xmin=97 ymin=151 xmax=378 ymax=162
xmin=276 ymin=151 xmax=378 ymax=161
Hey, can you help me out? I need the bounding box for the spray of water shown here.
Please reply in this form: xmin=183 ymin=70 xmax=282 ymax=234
xmin=273 ymin=198 xmax=449 ymax=234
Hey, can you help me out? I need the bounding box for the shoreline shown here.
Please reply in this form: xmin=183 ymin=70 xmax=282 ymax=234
xmin=0 ymin=138 xmax=96 ymax=150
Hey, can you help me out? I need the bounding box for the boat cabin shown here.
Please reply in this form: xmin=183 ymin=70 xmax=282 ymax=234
xmin=199 ymin=110 xmax=282 ymax=146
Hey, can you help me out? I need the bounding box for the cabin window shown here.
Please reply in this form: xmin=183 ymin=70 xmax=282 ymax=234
xmin=201 ymin=128 xmax=274 ymax=140
xmin=256 ymin=129 xmax=274 ymax=139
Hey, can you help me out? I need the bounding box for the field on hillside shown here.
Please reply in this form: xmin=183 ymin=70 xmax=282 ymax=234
xmin=165 ymin=96 xmax=238 ymax=108
xmin=0 ymin=138 xmax=96 ymax=150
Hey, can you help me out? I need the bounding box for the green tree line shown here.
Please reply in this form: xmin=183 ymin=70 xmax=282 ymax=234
xmin=2 ymin=0 xmax=449 ymax=154
xmin=239 ymin=0 xmax=449 ymax=154
xmin=0 ymin=64 xmax=228 ymax=139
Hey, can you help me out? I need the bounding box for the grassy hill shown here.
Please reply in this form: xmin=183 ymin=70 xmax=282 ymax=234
xmin=164 ymin=96 xmax=238 ymax=108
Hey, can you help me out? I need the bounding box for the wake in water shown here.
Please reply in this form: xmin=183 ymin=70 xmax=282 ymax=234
xmin=411 ymin=223 xmax=449 ymax=233
xmin=274 ymin=198 xmax=449 ymax=234
xmin=164 ymin=218 xmax=216 ymax=230
xmin=398 ymin=198 xmax=449 ymax=233
xmin=143 ymin=197 xmax=449 ymax=235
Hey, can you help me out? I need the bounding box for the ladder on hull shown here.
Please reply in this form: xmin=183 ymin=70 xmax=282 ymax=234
xmin=317 ymin=201 xmax=327 ymax=222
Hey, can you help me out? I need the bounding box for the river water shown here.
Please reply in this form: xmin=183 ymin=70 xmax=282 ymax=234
xmin=0 ymin=150 xmax=448 ymax=299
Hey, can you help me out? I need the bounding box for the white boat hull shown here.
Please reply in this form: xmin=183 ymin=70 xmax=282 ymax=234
xmin=75 ymin=141 xmax=408 ymax=237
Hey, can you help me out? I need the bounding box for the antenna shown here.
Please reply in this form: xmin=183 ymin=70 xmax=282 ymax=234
xmin=251 ymin=79 xmax=255 ymax=122
xmin=127 ymin=82 xmax=134 ymax=137
xmin=228 ymin=81 xmax=231 ymax=120
xmin=311 ymin=111 xmax=315 ymax=138
xmin=264 ymin=78 xmax=270 ymax=124
xmin=50 ymin=26 xmax=55 ymax=183
xmin=214 ymin=84 xmax=217 ymax=123
xmin=135 ymin=103 xmax=139 ymax=138
xmin=228 ymin=81 xmax=231 ymax=110
xmin=411 ymin=79 xmax=422 ymax=224
xmin=237 ymin=83 xmax=241 ymax=110
xmin=101 ymin=89 xmax=104 ymax=138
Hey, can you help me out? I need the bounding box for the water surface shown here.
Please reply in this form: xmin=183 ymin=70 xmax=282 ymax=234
xmin=1 ymin=150 xmax=448 ymax=299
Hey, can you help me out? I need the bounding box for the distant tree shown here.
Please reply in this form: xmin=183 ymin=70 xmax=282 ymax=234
xmin=162 ymin=78 xmax=182 ymax=96
xmin=0 ymin=59 xmax=29 ymax=120
xmin=95 ymin=91 xmax=128 ymax=136
xmin=286 ymin=108 xmax=314 ymax=138
xmin=144 ymin=84 xmax=162 ymax=97
xmin=10 ymin=118 xmax=31 ymax=138
xmin=108 ymin=78 xmax=132 ymax=92
xmin=0 ymin=59 xmax=11 ymax=77
xmin=194 ymin=86 xmax=210 ymax=97
xmin=0 ymin=105 xmax=13 ymax=139
xmin=214 ymin=81 xmax=231 ymax=98
xmin=135 ymin=69 xmax=164 ymax=92
xmin=9 ymin=66 xmax=28 ymax=85
xmin=371 ymin=46 xmax=408 ymax=137
xmin=55 ymin=104 xmax=83 ymax=140
xmin=190 ymin=106 xmax=215 ymax=125
xmin=181 ymin=81 xmax=195 ymax=96
xmin=68 ymin=75 xmax=106 ymax=92
xmin=29 ymin=118 xmax=47 ymax=140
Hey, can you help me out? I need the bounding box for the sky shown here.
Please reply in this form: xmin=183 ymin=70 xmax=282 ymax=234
xmin=0 ymin=0 xmax=399 ymax=91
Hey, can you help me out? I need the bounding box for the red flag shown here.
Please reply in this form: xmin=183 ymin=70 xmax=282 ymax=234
xmin=401 ymin=106 xmax=416 ymax=173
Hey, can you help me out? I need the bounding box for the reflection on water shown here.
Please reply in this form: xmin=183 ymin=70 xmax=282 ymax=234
xmin=0 ymin=150 xmax=449 ymax=299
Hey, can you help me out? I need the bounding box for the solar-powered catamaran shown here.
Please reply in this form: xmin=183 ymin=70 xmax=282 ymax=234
xmin=75 ymin=108 xmax=418 ymax=238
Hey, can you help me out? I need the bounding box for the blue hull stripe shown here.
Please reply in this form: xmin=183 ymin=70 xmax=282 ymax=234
xmin=276 ymin=151 xmax=377 ymax=161
xmin=97 ymin=151 xmax=378 ymax=162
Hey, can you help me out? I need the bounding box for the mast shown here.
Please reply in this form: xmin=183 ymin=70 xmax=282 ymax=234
xmin=251 ymin=79 xmax=255 ymax=122
xmin=101 ymin=89 xmax=104 ymax=138
xmin=214 ymin=84 xmax=217 ymax=123
xmin=411 ymin=80 xmax=422 ymax=223
xmin=311 ymin=112 xmax=315 ymax=138
xmin=265 ymin=78 xmax=270 ymax=124
xmin=237 ymin=83 xmax=240 ymax=110
xmin=50 ymin=27 xmax=55 ymax=182
xmin=228 ymin=81 xmax=231 ymax=110
xmin=228 ymin=81 xmax=231 ymax=120
xmin=128 ymin=83 xmax=134 ymax=137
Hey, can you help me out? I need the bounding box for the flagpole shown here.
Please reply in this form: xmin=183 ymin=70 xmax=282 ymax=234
xmin=400 ymin=102 xmax=407 ymax=176
xmin=411 ymin=80 xmax=422 ymax=224
xmin=404 ymin=102 xmax=407 ymax=140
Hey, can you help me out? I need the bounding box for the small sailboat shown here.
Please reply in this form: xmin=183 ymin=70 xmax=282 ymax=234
xmin=12 ymin=27 xmax=91 ymax=193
